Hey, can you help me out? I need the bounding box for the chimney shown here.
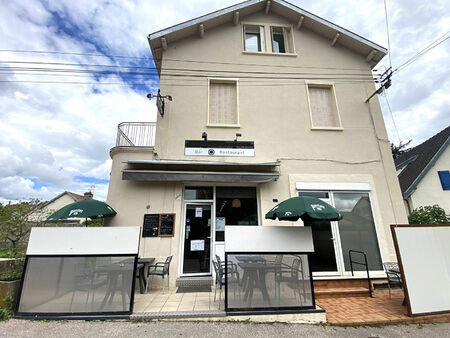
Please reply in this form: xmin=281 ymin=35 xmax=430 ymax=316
xmin=84 ymin=191 xmax=93 ymax=200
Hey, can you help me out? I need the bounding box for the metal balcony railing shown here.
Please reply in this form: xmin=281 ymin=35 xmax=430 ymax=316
xmin=115 ymin=122 xmax=156 ymax=147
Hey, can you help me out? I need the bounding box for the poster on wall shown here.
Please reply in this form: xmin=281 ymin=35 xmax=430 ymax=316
xmin=216 ymin=217 xmax=226 ymax=231
xmin=191 ymin=239 xmax=205 ymax=251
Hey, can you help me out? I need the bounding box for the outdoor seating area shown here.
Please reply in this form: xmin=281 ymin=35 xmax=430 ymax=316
xmin=224 ymin=253 xmax=314 ymax=311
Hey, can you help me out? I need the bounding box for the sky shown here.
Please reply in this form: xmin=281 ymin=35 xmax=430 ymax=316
xmin=0 ymin=0 xmax=449 ymax=203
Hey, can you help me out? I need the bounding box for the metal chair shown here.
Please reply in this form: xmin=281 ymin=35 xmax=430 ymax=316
xmin=383 ymin=262 xmax=402 ymax=299
xmin=146 ymin=256 xmax=172 ymax=293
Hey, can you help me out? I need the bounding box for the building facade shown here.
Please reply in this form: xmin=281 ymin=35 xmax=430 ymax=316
xmin=106 ymin=0 xmax=408 ymax=286
xmin=395 ymin=125 xmax=450 ymax=214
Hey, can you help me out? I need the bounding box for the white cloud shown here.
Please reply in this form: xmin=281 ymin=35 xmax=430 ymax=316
xmin=0 ymin=0 xmax=449 ymax=203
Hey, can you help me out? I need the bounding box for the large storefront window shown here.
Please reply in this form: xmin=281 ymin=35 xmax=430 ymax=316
xmin=215 ymin=187 xmax=258 ymax=241
xmin=299 ymin=190 xmax=382 ymax=274
xmin=334 ymin=192 xmax=382 ymax=271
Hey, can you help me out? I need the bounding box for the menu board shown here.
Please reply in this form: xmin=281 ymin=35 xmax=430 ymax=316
xmin=142 ymin=214 xmax=159 ymax=237
xmin=159 ymin=213 xmax=175 ymax=237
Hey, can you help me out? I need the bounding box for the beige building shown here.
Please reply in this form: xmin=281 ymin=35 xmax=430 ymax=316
xmin=106 ymin=0 xmax=407 ymax=287
xmin=395 ymin=125 xmax=450 ymax=214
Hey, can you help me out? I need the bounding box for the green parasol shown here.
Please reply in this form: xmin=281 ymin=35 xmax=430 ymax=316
xmin=46 ymin=199 xmax=117 ymax=226
xmin=265 ymin=196 xmax=343 ymax=222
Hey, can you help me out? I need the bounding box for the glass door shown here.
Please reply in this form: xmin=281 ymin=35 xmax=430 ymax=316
xmin=299 ymin=191 xmax=341 ymax=275
xmin=182 ymin=204 xmax=212 ymax=274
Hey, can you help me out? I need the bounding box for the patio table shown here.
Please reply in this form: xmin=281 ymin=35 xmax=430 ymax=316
xmin=237 ymin=262 xmax=279 ymax=307
xmin=97 ymin=258 xmax=135 ymax=310
xmin=137 ymin=257 xmax=155 ymax=294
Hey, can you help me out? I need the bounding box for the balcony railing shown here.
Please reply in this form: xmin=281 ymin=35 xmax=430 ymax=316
xmin=115 ymin=122 xmax=156 ymax=147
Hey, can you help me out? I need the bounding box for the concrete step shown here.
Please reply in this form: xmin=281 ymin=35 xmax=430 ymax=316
xmin=176 ymin=276 xmax=213 ymax=288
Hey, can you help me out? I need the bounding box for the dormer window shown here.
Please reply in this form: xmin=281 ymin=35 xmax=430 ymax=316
xmin=244 ymin=25 xmax=265 ymax=52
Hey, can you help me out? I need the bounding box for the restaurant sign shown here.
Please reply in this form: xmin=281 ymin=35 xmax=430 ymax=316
xmin=185 ymin=140 xmax=255 ymax=157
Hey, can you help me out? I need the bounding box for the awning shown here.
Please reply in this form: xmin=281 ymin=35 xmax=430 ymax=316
xmin=122 ymin=169 xmax=279 ymax=183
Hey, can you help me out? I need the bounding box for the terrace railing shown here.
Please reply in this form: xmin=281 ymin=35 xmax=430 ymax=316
xmin=116 ymin=122 xmax=156 ymax=147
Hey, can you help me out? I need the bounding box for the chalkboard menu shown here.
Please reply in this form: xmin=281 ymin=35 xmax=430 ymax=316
xmin=159 ymin=213 xmax=175 ymax=237
xmin=142 ymin=214 xmax=160 ymax=237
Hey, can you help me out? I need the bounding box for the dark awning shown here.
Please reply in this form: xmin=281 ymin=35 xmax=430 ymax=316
xmin=122 ymin=170 xmax=279 ymax=183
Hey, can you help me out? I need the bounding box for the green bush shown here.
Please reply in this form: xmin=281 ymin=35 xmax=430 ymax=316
xmin=408 ymin=205 xmax=449 ymax=224
xmin=0 ymin=294 xmax=15 ymax=321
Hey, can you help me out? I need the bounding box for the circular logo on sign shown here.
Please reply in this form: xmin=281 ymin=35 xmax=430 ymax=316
xmin=208 ymin=149 xmax=215 ymax=156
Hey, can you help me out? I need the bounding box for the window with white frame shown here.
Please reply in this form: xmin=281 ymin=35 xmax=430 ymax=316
xmin=244 ymin=25 xmax=265 ymax=52
xmin=271 ymin=26 xmax=293 ymax=53
xmin=208 ymin=80 xmax=238 ymax=125
xmin=307 ymin=84 xmax=342 ymax=129
xmin=243 ymin=24 xmax=294 ymax=54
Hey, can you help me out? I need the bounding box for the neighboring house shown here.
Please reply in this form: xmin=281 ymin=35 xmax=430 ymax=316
xmin=28 ymin=191 xmax=92 ymax=225
xmin=395 ymin=125 xmax=450 ymax=215
xmin=106 ymin=0 xmax=407 ymax=285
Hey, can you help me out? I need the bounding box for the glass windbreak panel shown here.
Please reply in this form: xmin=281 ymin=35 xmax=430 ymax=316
xmin=184 ymin=186 xmax=213 ymax=200
xmin=183 ymin=204 xmax=211 ymax=274
xmin=298 ymin=191 xmax=329 ymax=199
xmin=304 ymin=220 xmax=338 ymax=272
xmin=333 ymin=192 xmax=383 ymax=271
xmin=18 ymin=256 xmax=135 ymax=314
xmin=272 ymin=27 xmax=286 ymax=53
xmin=215 ymin=187 xmax=258 ymax=241
xmin=244 ymin=25 xmax=263 ymax=52
xmin=225 ymin=254 xmax=313 ymax=311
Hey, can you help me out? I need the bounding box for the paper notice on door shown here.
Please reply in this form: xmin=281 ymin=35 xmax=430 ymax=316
xmin=195 ymin=207 xmax=202 ymax=217
xmin=190 ymin=239 xmax=205 ymax=251
xmin=216 ymin=217 xmax=225 ymax=231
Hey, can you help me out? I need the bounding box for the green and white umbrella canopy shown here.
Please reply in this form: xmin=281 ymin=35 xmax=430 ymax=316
xmin=46 ymin=199 xmax=117 ymax=221
xmin=265 ymin=196 xmax=343 ymax=222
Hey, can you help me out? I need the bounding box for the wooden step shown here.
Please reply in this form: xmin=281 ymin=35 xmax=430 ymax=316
xmin=314 ymin=287 xmax=370 ymax=299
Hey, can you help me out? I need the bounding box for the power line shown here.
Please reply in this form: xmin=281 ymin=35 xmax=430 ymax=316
xmin=0 ymin=60 xmax=380 ymax=78
xmin=383 ymin=91 xmax=401 ymax=143
xmin=393 ymin=30 xmax=450 ymax=74
xmin=0 ymin=49 xmax=153 ymax=61
xmin=383 ymin=0 xmax=393 ymax=69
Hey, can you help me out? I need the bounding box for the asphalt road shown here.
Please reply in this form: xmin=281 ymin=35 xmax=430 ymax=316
xmin=1 ymin=320 xmax=449 ymax=338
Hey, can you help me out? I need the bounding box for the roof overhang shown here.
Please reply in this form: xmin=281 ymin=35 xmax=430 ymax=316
xmin=403 ymin=137 xmax=450 ymax=198
xmin=123 ymin=169 xmax=279 ymax=183
xmin=148 ymin=0 xmax=387 ymax=74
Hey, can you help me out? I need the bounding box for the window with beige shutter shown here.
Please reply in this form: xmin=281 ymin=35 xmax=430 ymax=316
xmin=209 ymin=81 xmax=238 ymax=125
xmin=308 ymin=85 xmax=341 ymax=128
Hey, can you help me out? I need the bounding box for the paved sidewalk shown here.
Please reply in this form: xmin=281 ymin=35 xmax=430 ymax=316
xmin=316 ymin=291 xmax=450 ymax=325
xmin=1 ymin=319 xmax=450 ymax=338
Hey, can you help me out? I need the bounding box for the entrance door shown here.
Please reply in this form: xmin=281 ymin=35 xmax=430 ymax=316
xmin=306 ymin=219 xmax=339 ymax=273
xmin=182 ymin=204 xmax=212 ymax=275
xmin=299 ymin=191 xmax=340 ymax=275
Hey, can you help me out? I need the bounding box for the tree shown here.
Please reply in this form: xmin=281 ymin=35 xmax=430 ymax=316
xmin=0 ymin=200 xmax=48 ymax=257
xmin=408 ymin=205 xmax=449 ymax=224
xmin=391 ymin=140 xmax=412 ymax=160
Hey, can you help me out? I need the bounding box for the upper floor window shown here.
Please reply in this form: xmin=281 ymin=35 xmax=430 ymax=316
xmin=243 ymin=24 xmax=294 ymax=54
xmin=271 ymin=26 xmax=288 ymax=53
xmin=307 ymin=84 xmax=342 ymax=129
xmin=244 ymin=25 xmax=265 ymax=52
xmin=208 ymin=79 xmax=239 ymax=126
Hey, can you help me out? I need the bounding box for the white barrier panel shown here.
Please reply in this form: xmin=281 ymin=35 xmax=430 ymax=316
xmin=27 ymin=227 xmax=141 ymax=255
xmin=393 ymin=225 xmax=450 ymax=316
xmin=225 ymin=226 xmax=313 ymax=252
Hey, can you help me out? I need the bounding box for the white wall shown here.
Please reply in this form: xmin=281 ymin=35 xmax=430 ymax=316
xmin=410 ymin=146 xmax=450 ymax=213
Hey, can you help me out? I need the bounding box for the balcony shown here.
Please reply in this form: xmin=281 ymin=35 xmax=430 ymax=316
xmin=115 ymin=122 xmax=156 ymax=147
